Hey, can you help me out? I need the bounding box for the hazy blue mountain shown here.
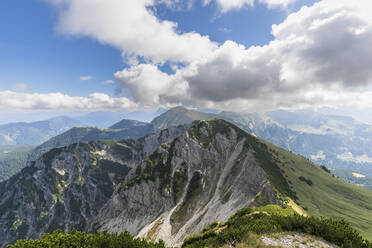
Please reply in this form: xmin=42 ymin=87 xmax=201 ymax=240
xmin=150 ymin=106 xmax=218 ymax=130
xmin=0 ymin=110 xmax=160 ymax=147
xmin=29 ymin=123 xmax=154 ymax=162
xmin=265 ymin=109 xmax=372 ymax=177
xmin=331 ymin=167 xmax=372 ymax=190
xmin=0 ymin=116 xmax=83 ymax=146
xmin=109 ymin=119 xmax=149 ymax=129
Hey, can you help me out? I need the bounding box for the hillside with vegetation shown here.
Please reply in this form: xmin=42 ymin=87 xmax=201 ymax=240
xmin=8 ymin=206 xmax=371 ymax=248
xmin=7 ymin=230 xmax=166 ymax=248
xmin=182 ymin=205 xmax=371 ymax=248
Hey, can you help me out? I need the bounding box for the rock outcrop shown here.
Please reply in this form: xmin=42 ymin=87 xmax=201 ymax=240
xmin=96 ymin=120 xmax=282 ymax=246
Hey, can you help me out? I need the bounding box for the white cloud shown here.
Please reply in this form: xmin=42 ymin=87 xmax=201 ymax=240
xmin=116 ymin=0 xmax=372 ymax=111
xmin=10 ymin=83 xmax=31 ymax=92
xmin=258 ymin=0 xmax=297 ymax=9
xmin=215 ymin=0 xmax=254 ymax=13
xmin=157 ymin=0 xmax=195 ymax=10
xmin=51 ymin=0 xmax=217 ymax=64
xmin=80 ymin=76 xmax=94 ymax=81
xmin=0 ymin=91 xmax=137 ymax=111
xmin=104 ymin=80 xmax=114 ymax=84
xmin=115 ymin=64 xmax=190 ymax=108
xmin=50 ymin=0 xmax=372 ymax=113
xmin=202 ymin=0 xmax=212 ymax=6
xmin=202 ymin=0 xmax=296 ymax=12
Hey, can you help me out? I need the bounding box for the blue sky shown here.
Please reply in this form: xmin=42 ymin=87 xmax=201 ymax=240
xmin=1 ymin=0 xmax=372 ymax=123
xmin=0 ymin=0 xmax=316 ymax=96
xmin=0 ymin=0 xmax=121 ymax=96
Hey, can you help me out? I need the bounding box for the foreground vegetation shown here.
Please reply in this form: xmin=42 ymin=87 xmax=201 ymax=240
xmin=8 ymin=205 xmax=371 ymax=248
xmin=7 ymin=230 xmax=166 ymax=248
xmin=182 ymin=205 xmax=372 ymax=248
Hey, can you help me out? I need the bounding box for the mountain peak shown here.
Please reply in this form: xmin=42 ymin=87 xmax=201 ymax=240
xmin=167 ymin=106 xmax=189 ymax=112
xmin=188 ymin=119 xmax=244 ymax=141
xmin=150 ymin=107 xmax=219 ymax=131
xmin=109 ymin=119 xmax=148 ymax=130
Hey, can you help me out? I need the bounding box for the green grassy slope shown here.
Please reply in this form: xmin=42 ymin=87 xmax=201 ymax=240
xmin=182 ymin=205 xmax=371 ymax=248
xmin=183 ymin=119 xmax=372 ymax=240
xmin=261 ymin=139 xmax=372 ymax=240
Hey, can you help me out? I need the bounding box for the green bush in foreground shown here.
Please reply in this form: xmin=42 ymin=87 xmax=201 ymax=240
xmin=7 ymin=205 xmax=372 ymax=248
xmin=7 ymin=229 xmax=166 ymax=248
xmin=183 ymin=205 xmax=372 ymax=248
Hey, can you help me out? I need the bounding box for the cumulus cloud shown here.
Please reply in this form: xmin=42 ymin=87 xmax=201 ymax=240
xmin=214 ymin=0 xmax=254 ymax=13
xmin=0 ymin=91 xmax=137 ymax=111
xmin=50 ymin=0 xmax=372 ymax=112
xmin=51 ymin=0 xmax=217 ymax=64
xmin=115 ymin=64 xmax=190 ymax=107
xmin=115 ymin=0 xmax=372 ymax=111
xmin=80 ymin=76 xmax=94 ymax=81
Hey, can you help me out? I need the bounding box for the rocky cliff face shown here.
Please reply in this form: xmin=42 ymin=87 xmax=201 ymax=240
xmin=0 ymin=120 xmax=282 ymax=247
xmin=0 ymin=126 xmax=187 ymax=247
xmin=96 ymin=120 xmax=282 ymax=246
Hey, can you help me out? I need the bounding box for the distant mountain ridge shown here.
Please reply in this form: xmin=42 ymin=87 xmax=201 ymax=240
xmin=0 ymin=116 xmax=83 ymax=146
xmin=0 ymin=109 xmax=164 ymax=147
xmin=148 ymin=107 xmax=372 ymax=179
xmin=4 ymin=106 xmax=372 ymax=185
xmin=28 ymin=107 xmax=214 ymax=162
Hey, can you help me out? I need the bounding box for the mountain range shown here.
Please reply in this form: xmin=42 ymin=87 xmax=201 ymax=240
xmin=2 ymin=106 xmax=372 ymax=189
xmin=0 ymin=109 xmax=165 ymax=147
xmin=1 ymin=119 xmax=372 ymax=247
xmin=0 ymin=116 xmax=82 ymax=146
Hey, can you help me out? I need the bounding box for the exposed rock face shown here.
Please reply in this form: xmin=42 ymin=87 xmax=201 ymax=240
xmin=0 ymin=126 xmax=187 ymax=247
xmin=0 ymin=120 xmax=281 ymax=247
xmin=96 ymin=120 xmax=282 ymax=247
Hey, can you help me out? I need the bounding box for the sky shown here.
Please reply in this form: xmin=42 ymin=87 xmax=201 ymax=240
xmin=1 ymin=0 xmax=372 ymax=122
